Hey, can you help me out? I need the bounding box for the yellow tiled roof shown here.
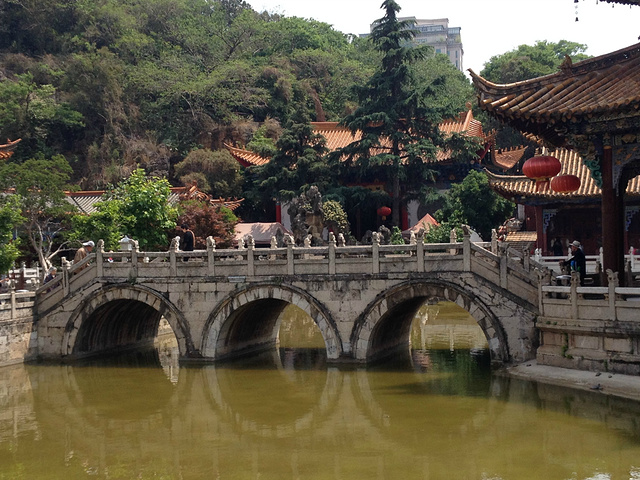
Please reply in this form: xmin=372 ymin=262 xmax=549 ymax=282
xmin=224 ymin=144 xmax=270 ymax=167
xmin=226 ymin=108 xmax=486 ymax=167
xmin=470 ymin=43 xmax=640 ymax=146
xmin=486 ymin=147 xmax=640 ymax=200
xmin=492 ymin=146 xmax=527 ymax=170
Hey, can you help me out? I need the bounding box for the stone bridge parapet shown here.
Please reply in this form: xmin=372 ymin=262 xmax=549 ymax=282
xmin=33 ymin=234 xmax=542 ymax=365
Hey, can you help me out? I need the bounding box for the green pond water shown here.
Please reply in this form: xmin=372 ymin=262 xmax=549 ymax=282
xmin=1 ymin=302 xmax=640 ymax=480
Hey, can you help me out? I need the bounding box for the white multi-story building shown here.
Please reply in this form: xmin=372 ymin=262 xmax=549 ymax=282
xmin=367 ymin=17 xmax=464 ymax=72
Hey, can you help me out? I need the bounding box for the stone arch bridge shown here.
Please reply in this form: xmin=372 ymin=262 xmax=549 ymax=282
xmin=35 ymin=235 xmax=542 ymax=365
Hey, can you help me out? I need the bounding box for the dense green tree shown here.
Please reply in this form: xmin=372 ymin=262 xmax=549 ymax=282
xmin=435 ymin=170 xmax=515 ymax=241
xmin=0 ymin=154 xmax=75 ymax=271
xmin=73 ymin=169 xmax=178 ymax=251
xmin=334 ymin=0 xmax=480 ymax=227
xmin=0 ymin=0 xmax=375 ymax=191
xmin=174 ymin=148 xmax=243 ymax=198
xmin=250 ymin=120 xmax=334 ymax=202
xmin=0 ymin=73 xmax=85 ymax=160
xmin=0 ymin=196 xmax=24 ymax=274
xmin=480 ymin=40 xmax=590 ymax=84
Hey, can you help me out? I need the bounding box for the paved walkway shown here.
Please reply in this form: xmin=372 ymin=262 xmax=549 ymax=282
xmin=504 ymin=360 xmax=640 ymax=402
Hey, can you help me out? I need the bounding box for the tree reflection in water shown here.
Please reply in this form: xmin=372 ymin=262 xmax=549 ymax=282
xmin=3 ymin=302 xmax=640 ymax=479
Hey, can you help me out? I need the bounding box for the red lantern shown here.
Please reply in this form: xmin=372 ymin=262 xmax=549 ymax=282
xmin=522 ymin=155 xmax=562 ymax=191
xmin=377 ymin=206 xmax=391 ymax=220
xmin=550 ymin=174 xmax=580 ymax=193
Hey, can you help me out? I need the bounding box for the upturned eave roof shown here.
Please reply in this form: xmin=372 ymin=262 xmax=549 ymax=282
xmin=486 ymin=147 xmax=640 ymax=203
xmin=470 ymin=43 xmax=640 ymax=146
xmin=0 ymin=138 xmax=21 ymax=159
xmin=226 ymin=107 xmax=487 ymax=167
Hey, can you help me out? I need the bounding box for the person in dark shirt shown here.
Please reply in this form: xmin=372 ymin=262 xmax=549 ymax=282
xmin=560 ymin=240 xmax=586 ymax=285
xmin=181 ymin=224 xmax=195 ymax=252
xmin=552 ymin=237 xmax=564 ymax=256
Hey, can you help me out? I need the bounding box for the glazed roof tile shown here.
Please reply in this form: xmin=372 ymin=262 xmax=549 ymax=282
xmin=66 ymin=186 xmax=242 ymax=214
xmin=502 ymin=231 xmax=537 ymax=253
xmin=492 ymin=146 xmax=528 ymax=170
xmin=469 ymin=43 xmax=640 ymax=146
xmin=486 ymin=147 xmax=640 ymax=200
xmin=225 ymin=144 xmax=270 ymax=167
xmin=0 ymin=139 xmax=21 ymax=159
xmin=226 ymin=108 xmax=486 ymax=167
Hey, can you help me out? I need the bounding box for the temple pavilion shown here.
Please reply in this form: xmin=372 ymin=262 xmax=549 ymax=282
xmin=226 ymin=106 xmax=489 ymax=235
xmin=471 ymin=41 xmax=640 ymax=284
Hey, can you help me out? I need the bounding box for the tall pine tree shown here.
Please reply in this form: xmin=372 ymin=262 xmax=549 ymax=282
xmin=336 ymin=0 xmax=479 ymax=226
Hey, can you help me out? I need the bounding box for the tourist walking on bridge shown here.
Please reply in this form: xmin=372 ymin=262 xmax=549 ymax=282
xmin=74 ymin=240 xmax=94 ymax=269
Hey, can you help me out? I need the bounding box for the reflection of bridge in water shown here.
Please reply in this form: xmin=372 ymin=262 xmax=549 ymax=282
xmin=34 ymin=235 xmax=540 ymax=365
xmin=3 ymin=355 xmax=640 ymax=479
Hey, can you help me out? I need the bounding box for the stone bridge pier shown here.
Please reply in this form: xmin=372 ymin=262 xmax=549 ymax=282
xmin=35 ymin=237 xmax=541 ymax=365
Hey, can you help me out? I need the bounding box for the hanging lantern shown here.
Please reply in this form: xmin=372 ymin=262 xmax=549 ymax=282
xmin=377 ymin=206 xmax=392 ymax=220
xmin=522 ymin=155 xmax=562 ymax=191
xmin=550 ymin=174 xmax=580 ymax=193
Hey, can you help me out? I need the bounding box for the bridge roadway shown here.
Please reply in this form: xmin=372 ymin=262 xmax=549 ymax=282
xmin=34 ymin=234 xmax=541 ymax=365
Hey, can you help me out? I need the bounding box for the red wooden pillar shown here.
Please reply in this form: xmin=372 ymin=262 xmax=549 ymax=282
xmin=535 ymin=205 xmax=544 ymax=254
xmin=275 ymin=201 xmax=281 ymax=223
xmin=401 ymin=205 xmax=409 ymax=231
xmin=600 ymin=146 xmax=626 ymax=285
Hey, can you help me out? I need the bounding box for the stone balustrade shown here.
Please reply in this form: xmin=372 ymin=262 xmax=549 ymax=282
xmin=35 ymin=233 xmax=542 ymax=312
xmin=538 ymin=270 xmax=640 ymax=374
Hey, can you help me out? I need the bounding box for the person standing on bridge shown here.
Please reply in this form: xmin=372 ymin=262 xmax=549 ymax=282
xmin=180 ymin=224 xmax=195 ymax=261
xmin=560 ymin=240 xmax=586 ymax=286
xmin=74 ymin=240 xmax=94 ymax=269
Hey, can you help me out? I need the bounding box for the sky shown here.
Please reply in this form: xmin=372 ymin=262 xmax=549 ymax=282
xmin=246 ymin=0 xmax=640 ymax=75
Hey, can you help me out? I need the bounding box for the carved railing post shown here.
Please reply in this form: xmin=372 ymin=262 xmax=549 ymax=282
xmin=372 ymin=232 xmax=380 ymax=274
xmin=207 ymin=236 xmax=216 ymax=276
xmin=169 ymin=236 xmax=179 ymax=277
xmin=269 ymin=236 xmax=277 ymax=260
xmin=463 ymin=233 xmax=471 ymax=272
xmin=533 ymin=248 xmax=542 ymax=263
xmin=536 ymin=268 xmax=549 ymax=316
xmin=570 ymin=271 xmax=580 ymax=319
xmin=416 ymin=231 xmax=424 ymax=272
xmin=450 ymin=228 xmax=458 ymax=255
xmin=304 ymin=235 xmax=311 ymax=259
xmin=285 ymin=234 xmax=295 ymax=275
xmin=607 ymin=269 xmax=619 ymax=321
xmin=10 ymin=282 xmax=16 ymax=319
xmin=130 ymin=239 xmax=139 ymax=278
xmin=499 ymin=244 xmax=507 ymax=288
xmin=246 ymin=234 xmax=255 ymax=276
xmin=328 ymin=232 xmax=336 ymax=275
xmin=491 ymin=229 xmax=498 ymax=254
xmin=523 ymin=248 xmax=530 ymax=272
xmin=62 ymin=257 xmax=71 ymax=297
xmin=96 ymin=239 xmax=105 ymax=278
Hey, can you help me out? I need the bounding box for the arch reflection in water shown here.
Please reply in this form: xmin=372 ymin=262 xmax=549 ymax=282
xmin=3 ymin=302 xmax=640 ymax=479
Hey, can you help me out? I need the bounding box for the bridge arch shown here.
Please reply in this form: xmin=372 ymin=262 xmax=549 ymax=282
xmin=201 ymin=283 xmax=342 ymax=361
xmin=62 ymin=284 xmax=194 ymax=359
xmin=351 ymin=279 xmax=510 ymax=363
